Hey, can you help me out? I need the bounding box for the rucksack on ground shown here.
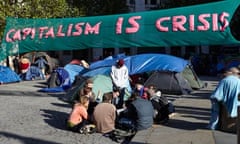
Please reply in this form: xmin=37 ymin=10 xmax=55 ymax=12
xmin=110 ymin=118 xmax=137 ymax=143
xmin=79 ymin=124 xmax=97 ymax=134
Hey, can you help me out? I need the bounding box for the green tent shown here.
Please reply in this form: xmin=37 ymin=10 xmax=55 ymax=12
xmin=67 ymin=75 xmax=131 ymax=103
xmin=65 ymin=74 xmax=130 ymax=102
xmin=182 ymin=65 xmax=204 ymax=89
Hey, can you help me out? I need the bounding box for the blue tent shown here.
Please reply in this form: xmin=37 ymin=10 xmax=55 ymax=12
xmin=89 ymin=53 xmax=126 ymax=70
xmin=0 ymin=66 xmax=21 ymax=83
xmin=81 ymin=53 xmax=204 ymax=95
xmin=39 ymin=63 xmax=86 ymax=93
xmin=39 ymin=67 xmax=72 ymax=93
xmin=83 ymin=53 xmax=189 ymax=77
xmin=64 ymin=64 xmax=85 ymax=84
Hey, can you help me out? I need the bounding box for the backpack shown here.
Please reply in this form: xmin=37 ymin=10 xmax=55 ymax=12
xmin=110 ymin=118 xmax=137 ymax=143
xmin=111 ymin=128 xmax=136 ymax=143
xmin=79 ymin=124 xmax=97 ymax=134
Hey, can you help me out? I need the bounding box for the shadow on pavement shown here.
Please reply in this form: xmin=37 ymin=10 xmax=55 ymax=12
xmin=0 ymin=90 xmax=47 ymax=97
xmin=183 ymin=92 xmax=212 ymax=99
xmin=181 ymin=114 xmax=210 ymax=121
xmin=51 ymin=102 xmax=72 ymax=108
xmin=0 ymin=131 xmax=61 ymax=144
xmin=33 ymin=84 xmax=47 ymax=89
xmin=166 ymin=119 xmax=208 ymax=130
xmin=176 ymin=105 xmax=210 ymax=116
xmin=40 ymin=109 xmax=68 ymax=131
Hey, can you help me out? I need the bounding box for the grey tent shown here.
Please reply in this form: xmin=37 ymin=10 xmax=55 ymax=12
xmin=144 ymin=71 xmax=192 ymax=95
xmin=144 ymin=65 xmax=204 ymax=95
xmin=22 ymin=52 xmax=59 ymax=74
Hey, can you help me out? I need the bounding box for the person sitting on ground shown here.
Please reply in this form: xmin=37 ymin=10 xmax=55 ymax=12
xmin=78 ymin=79 xmax=96 ymax=102
xmin=119 ymin=92 xmax=154 ymax=131
xmin=19 ymin=57 xmax=31 ymax=74
xmin=67 ymin=95 xmax=90 ymax=133
xmin=70 ymin=79 xmax=97 ymax=122
xmin=93 ymin=92 xmax=116 ymax=135
xmin=134 ymin=77 xmax=148 ymax=99
xmin=147 ymin=87 xmax=170 ymax=124
xmin=111 ymin=86 xmax=121 ymax=108
xmin=19 ymin=64 xmax=45 ymax=81
xmin=207 ymin=67 xmax=240 ymax=131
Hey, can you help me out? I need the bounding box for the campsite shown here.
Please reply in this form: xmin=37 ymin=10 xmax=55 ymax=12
xmin=35 ymin=53 xmax=205 ymax=104
xmin=0 ymin=74 xmax=236 ymax=144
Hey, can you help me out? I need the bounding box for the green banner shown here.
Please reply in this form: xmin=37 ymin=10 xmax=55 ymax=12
xmin=1 ymin=0 xmax=240 ymax=60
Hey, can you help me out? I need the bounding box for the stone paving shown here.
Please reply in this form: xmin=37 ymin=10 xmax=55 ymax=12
xmin=130 ymin=76 xmax=237 ymax=144
xmin=0 ymin=80 xmax=118 ymax=144
xmin=0 ymin=76 xmax=237 ymax=144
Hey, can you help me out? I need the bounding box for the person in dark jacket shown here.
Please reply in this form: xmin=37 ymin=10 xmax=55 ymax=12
xmin=147 ymin=88 xmax=170 ymax=124
xmin=120 ymin=92 xmax=154 ymax=131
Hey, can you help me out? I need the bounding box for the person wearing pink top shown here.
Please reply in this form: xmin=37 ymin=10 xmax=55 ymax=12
xmin=67 ymin=95 xmax=89 ymax=133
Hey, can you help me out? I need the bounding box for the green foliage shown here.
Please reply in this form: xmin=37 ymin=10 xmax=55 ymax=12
xmin=0 ymin=0 xmax=128 ymax=40
xmin=160 ymin=0 xmax=220 ymax=9
xmin=0 ymin=0 xmax=82 ymax=40
xmin=12 ymin=0 xmax=75 ymax=18
xmin=72 ymin=0 xmax=129 ymax=16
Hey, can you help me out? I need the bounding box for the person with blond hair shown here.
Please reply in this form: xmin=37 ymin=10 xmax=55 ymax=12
xmin=78 ymin=79 xmax=96 ymax=102
xmin=67 ymin=95 xmax=90 ymax=133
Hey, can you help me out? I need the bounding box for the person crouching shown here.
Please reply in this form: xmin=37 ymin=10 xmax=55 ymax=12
xmin=67 ymin=95 xmax=89 ymax=133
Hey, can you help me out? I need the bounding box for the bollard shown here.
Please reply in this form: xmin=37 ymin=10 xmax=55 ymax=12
xmin=238 ymin=93 xmax=240 ymax=144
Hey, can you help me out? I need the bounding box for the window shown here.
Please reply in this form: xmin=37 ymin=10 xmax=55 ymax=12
xmin=130 ymin=0 xmax=135 ymax=4
xmin=119 ymin=48 xmax=130 ymax=56
xmin=171 ymin=46 xmax=181 ymax=57
xmin=137 ymin=47 xmax=166 ymax=54
xmin=145 ymin=0 xmax=148 ymax=4
xmin=103 ymin=48 xmax=114 ymax=59
xmin=150 ymin=0 xmax=157 ymax=5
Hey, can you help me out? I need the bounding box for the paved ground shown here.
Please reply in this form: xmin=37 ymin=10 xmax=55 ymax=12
xmin=0 ymin=80 xmax=118 ymax=144
xmin=130 ymin=76 xmax=237 ymax=144
xmin=0 ymin=76 xmax=237 ymax=144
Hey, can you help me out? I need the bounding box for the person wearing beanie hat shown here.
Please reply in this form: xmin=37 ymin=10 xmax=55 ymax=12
xmin=110 ymin=59 xmax=130 ymax=109
xmin=116 ymin=59 xmax=124 ymax=67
